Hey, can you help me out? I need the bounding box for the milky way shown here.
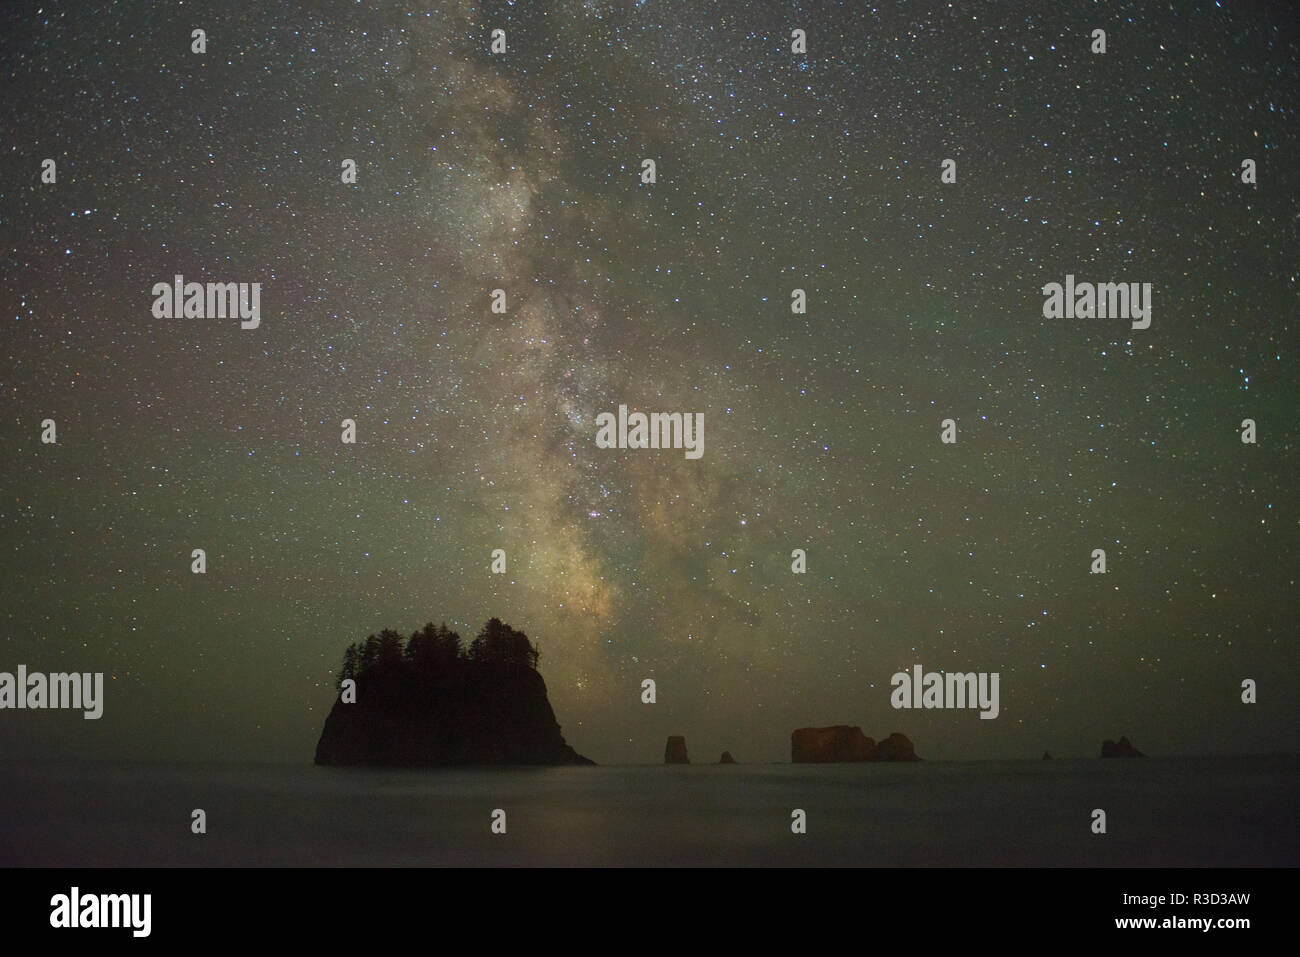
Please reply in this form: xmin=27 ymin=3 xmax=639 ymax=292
xmin=1 ymin=1 xmax=1295 ymax=763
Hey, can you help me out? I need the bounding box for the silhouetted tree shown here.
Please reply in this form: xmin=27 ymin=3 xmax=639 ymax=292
xmin=376 ymin=628 xmax=405 ymax=672
xmin=467 ymin=617 xmax=501 ymax=663
xmin=469 ymin=617 xmax=538 ymax=671
xmin=361 ymin=633 xmax=380 ymax=672
xmin=333 ymin=616 xmax=535 ymax=693
xmin=435 ymin=622 xmax=462 ymax=664
xmin=406 ymin=622 xmax=437 ymax=662
xmin=407 ymin=622 xmax=462 ymax=675
xmin=338 ymin=642 xmax=360 ymax=690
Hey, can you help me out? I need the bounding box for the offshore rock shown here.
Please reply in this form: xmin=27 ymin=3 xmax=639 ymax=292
xmin=1100 ymin=736 xmax=1145 ymax=758
xmin=314 ymin=663 xmax=592 ymax=766
xmin=876 ymin=732 xmax=920 ymax=762
xmin=791 ymin=726 xmax=877 ymax=762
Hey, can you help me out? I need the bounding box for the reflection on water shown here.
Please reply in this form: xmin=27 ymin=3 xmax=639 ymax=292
xmin=0 ymin=756 xmax=1295 ymax=866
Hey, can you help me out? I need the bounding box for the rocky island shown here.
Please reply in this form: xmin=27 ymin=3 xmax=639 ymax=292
xmin=314 ymin=618 xmax=593 ymax=767
xmin=664 ymin=735 xmax=690 ymax=764
xmin=1100 ymin=736 xmax=1144 ymax=758
xmin=791 ymin=726 xmax=920 ymax=762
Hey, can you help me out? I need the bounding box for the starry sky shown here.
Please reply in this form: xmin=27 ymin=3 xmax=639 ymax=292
xmin=1 ymin=1 xmax=1295 ymax=765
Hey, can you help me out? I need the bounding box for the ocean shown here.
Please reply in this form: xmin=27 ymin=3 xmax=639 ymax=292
xmin=1 ymin=756 xmax=1294 ymax=867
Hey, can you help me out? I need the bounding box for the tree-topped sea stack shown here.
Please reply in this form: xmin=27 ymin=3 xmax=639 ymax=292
xmin=314 ymin=617 xmax=593 ymax=766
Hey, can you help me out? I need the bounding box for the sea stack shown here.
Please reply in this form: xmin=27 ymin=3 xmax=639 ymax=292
xmin=313 ymin=658 xmax=593 ymax=766
xmin=791 ymin=726 xmax=877 ymax=762
xmin=313 ymin=618 xmax=593 ymax=767
xmin=791 ymin=726 xmax=921 ymax=762
xmin=664 ymin=735 xmax=690 ymax=764
xmin=876 ymin=732 xmax=920 ymax=762
xmin=718 ymin=751 xmax=736 ymax=764
xmin=1100 ymin=736 xmax=1144 ymax=758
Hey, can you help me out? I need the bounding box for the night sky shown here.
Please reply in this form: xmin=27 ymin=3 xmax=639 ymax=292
xmin=1 ymin=1 xmax=1295 ymax=765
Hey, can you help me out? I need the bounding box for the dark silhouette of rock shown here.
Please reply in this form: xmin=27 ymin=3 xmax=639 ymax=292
xmin=1042 ymin=750 xmax=1052 ymax=760
xmin=719 ymin=751 xmax=736 ymax=764
xmin=876 ymin=732 xmax=920 ymax=762
xmin=1100 ymin=736 xmax=1144 ymax=758
xmin=791 ymin=727 xmax=922 ymax=762
xmin=314 ymin=619 xmax=593 ymax=767
xmin=791 ymin=726 xmax=877 ymax=762
xmin=665 ymin=735 xmax=690 ymax=764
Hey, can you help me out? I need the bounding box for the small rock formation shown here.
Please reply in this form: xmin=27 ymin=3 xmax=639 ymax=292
xmin=876 ymin=732 xmax=920 ymax=762
xmin=718 ymin=751 xmax=736 ymax=764
xmin=664 ymin=735 xmax=690 ymax=764
xmin=1042 ymin=750 xmax=1052 ymax=760
xmin=1101 ymin=736 xmax=1144 ymax=758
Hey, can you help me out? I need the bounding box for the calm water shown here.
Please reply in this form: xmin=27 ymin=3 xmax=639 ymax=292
xmin=1 ymin=756 xmax=1294 ymax=866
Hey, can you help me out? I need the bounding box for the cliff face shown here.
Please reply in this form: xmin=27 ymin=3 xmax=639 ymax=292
xmin=314 ymin=663 xmax=593 ymax=766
